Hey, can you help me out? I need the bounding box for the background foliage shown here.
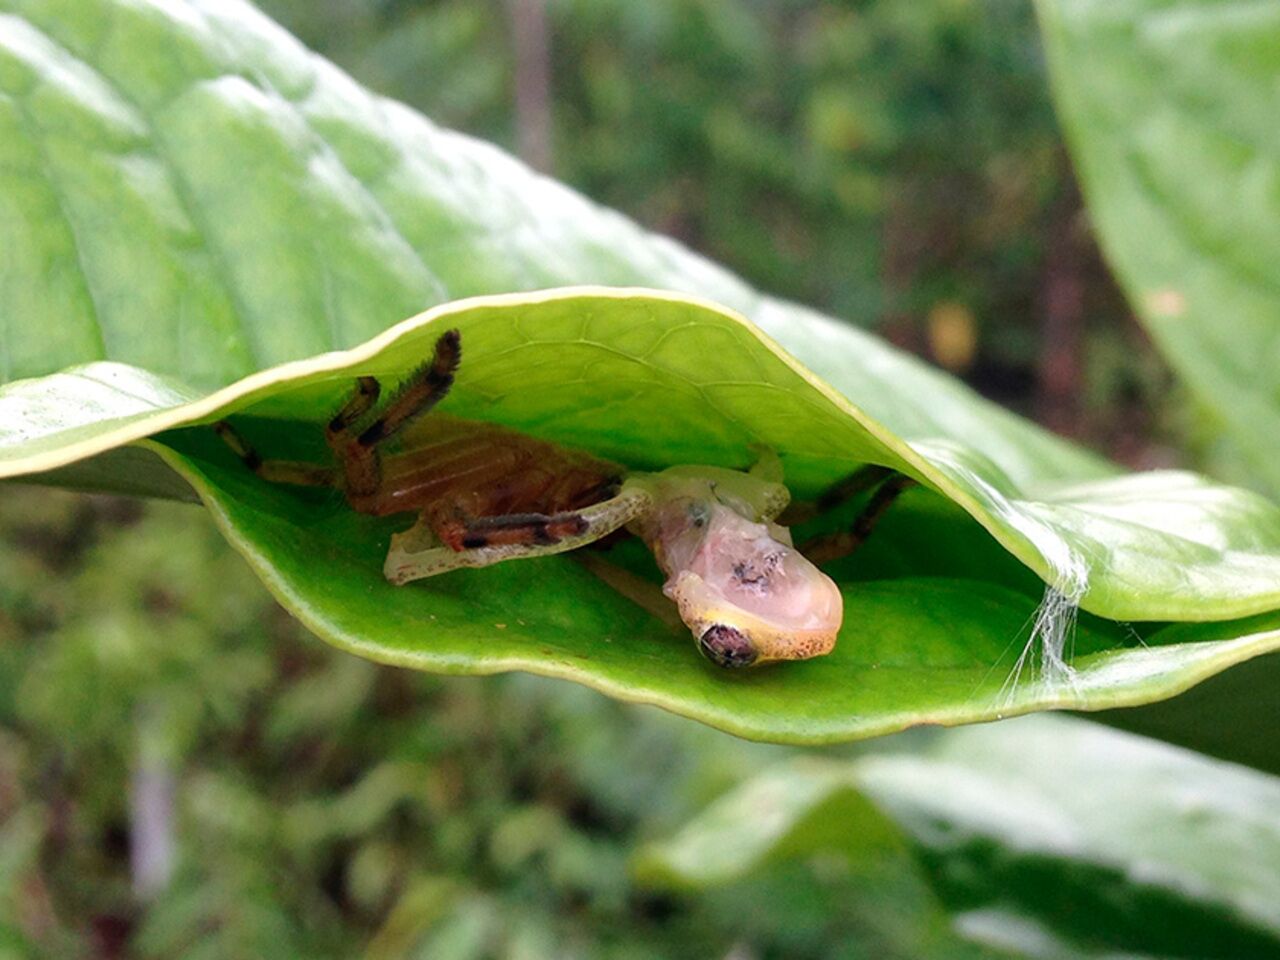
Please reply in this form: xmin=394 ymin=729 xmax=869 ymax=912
xmin=3 ymin=0 xmax=1277 ymax=957
xmin=266 ymin=0 xmax=1170 ymax=455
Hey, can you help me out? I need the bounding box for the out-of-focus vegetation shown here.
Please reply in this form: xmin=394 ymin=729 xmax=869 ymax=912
xmin=265 ymin=0 xmax=1173 ymax=458
xmin=4 ymin=0 xmax=1269 ymax=956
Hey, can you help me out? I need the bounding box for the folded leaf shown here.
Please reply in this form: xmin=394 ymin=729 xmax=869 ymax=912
xmin=3 ymin=2 xmax=1280 ymax=745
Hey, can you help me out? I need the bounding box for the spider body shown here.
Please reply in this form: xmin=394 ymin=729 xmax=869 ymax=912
xmin=217 ymin=329 xmax=911 ymax=667
xmin=346 ymin=414 xmax=623 ymax=548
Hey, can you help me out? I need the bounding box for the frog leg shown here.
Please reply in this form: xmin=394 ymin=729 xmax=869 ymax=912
xmin=747 ymin=445 xmax=784 ymax=484
xmin=383 ymin=484 xmax=653 ymax=585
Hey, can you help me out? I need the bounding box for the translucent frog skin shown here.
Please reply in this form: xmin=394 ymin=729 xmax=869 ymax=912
xmin=623 ymin=467 xmax=844 ymax=667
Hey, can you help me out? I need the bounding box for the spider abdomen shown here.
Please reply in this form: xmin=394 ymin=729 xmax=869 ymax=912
xmin=346 ymin=415 xmax=622 ymax=533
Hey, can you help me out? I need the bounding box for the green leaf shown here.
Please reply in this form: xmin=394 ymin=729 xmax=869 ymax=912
xmin=9 ymin=291 xmax=1280 ymax=744
xmin=3 ymin=2 xmax=1280 ymax=745
xmin=635 ymin=757 xmax=1005 ymax=960
xmin=1097 ymin=648 xmax=1280 ymax=775
xmin=640 ymin=715 xmax=1280 ymax=959
xmin=1037 ymin=0 xmax=1280 ymax=494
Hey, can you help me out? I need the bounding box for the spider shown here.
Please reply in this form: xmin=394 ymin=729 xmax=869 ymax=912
xmin=215 ymin=330 xmax=914 ymax=668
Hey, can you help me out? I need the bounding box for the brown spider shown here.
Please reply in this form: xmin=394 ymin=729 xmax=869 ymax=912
xmin=215 ymin=330 xmax=913 ymax=667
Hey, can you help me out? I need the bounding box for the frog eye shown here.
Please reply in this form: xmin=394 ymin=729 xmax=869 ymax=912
xmin=697 ymin=624 xmax=758 ymax=668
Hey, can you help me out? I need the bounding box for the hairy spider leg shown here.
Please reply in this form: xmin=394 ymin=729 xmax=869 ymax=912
xmin=814 ymin=464 xmax=898 ymax=514
xmin=324 ymin=329 xmax=463 ymax=498
xmin=324 ymin=375 xmax=381 ymax=440
xmin=801 ymin=470 xmax=917 ymax=565
xmin=213 ymin=329 xmax=460 ymax=495
xmin=212 ymin=421 xmax=338 ymax=487
xmin=425 ymin=476 xmax=626 ymax=552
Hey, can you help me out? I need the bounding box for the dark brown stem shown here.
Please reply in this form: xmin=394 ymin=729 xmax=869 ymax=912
xmin=506 ymin=0 xmax=553 ymax=173
xmin=1036 ymin=174 xmax=1086 ymax=436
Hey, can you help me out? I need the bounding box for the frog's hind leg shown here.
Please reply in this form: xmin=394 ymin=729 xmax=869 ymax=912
xmin=383 ymin=484 xmax=653 ymax=585
xmin=435 ymin=510 xmax=594 ymax=551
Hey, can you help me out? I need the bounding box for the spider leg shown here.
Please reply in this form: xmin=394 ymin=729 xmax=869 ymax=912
xmin=213 ymin=421 xmax=337 ymax=487
xmin=358 ymin=329 xmax=461 ymax=448
xmin=813 ymin=464 xmax=899 ymax=513
xmin=800 ymin=472 xmax=916 ymax=565
xmin=323 ymin=375 xmax=383 ymax=496
xmin=325 ymin=328 xmax=462 ymax=498
xmin=383 ymin=484 xmax=652 ymax=585
xmin=325 ymin=376 xmax=382 ymax=438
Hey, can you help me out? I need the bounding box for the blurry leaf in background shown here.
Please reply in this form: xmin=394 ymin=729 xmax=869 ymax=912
xmin=641 ymin=715 xmax=1280 ymax=960
xmin=1039 ymin=0 xmax=1280 ymax=495
xmin=635 ymin=756 xmax=1004 ymax=959
xmin=0 ymin=488 xmax=349 ymax=957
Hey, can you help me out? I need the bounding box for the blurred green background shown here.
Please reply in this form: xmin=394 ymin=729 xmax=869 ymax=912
xmin=0 ymin=1 xmax=1234 ymax=956
xmin=261 ymin=0 xmax=1183 ymax=465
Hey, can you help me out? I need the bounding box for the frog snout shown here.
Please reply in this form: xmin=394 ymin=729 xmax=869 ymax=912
xmin=698 ymin=624 xmax=758 ymax=668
